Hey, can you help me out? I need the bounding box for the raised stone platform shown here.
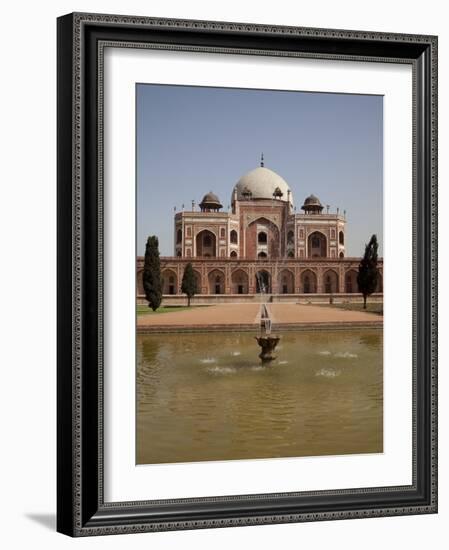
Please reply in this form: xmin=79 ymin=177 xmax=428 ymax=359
xmin=136 ymin=292 xmax=384 ymax=306
xmin=137 ymin=303 xmax=382 ymax=333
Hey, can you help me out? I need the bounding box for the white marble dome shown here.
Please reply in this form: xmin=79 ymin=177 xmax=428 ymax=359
xmin=233 ymin=166 xmax=293 ymax=204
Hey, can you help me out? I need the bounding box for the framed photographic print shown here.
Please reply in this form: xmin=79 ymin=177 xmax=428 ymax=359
xmin=57 ymin=12 xmax=438 ymax=536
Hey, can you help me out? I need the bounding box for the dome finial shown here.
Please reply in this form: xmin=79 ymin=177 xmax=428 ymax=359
xmin=260 ymin=152 xmax=264 ymax=167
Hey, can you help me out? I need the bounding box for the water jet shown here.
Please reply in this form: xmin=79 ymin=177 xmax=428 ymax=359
xmin=255 ymin=304 xmax=280 ymax=363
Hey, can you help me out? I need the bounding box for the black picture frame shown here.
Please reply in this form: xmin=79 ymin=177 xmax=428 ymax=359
xmin=57 ymin=12 xmax=438 ymax=536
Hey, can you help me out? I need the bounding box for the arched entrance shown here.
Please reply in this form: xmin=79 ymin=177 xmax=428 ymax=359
xmin=246 ymin=217 xmax=280 ymax=259
xmin=231 ymin=269 xmax=249 ymax=294
xmin=345 ymin=269 xmax=358 ymax=293
xmin=258 ymin=231 xmax=267 ymax=244
xmin=279 ymin=269 xmax=294 ymax=294
xmin=301 ymin=269 xmax=317 ymax=293
xmin=196 ymin=230 xmax=217 ymax=257
xmin=208 ymin=269 xmax=225 ymax=294
xmin=323 ymin=269 xmax=339 ymax=293
xmin=162 ymin=269 xmax=178 ymax=295
xmin=307 ymin=231 xmax=327 ymax=258
xmin=255 ymin=270 xmax=271 ymax=294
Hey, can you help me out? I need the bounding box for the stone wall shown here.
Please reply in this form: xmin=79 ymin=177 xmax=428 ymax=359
xmin=137 ymin=256 xmax=383 ymax=299
xmin=136 ymin=293 xmax=384 ymax=307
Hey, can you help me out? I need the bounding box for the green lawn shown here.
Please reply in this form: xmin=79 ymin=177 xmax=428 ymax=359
xmin=137 ymin=305 xmax=209 ymax=315
xmin=318 ymin=301 xmax=383 ymax=315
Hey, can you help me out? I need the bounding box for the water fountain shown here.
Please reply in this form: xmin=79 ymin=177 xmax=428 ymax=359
xmin=253 ymin=160 xmax=287 ymax=363
xmin=255 ymin=275 xmax=280 ymax=363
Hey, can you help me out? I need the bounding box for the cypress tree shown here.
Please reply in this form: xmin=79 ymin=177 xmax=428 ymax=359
xmin=181 ymin=262 xmax=197 ymax=307
xmin=357 ymin=234 xmax=379 ymax=309
xmin=143 ymin=236 xmax=162 ymax=311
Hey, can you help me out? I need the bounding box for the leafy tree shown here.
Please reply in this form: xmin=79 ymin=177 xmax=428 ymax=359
xmin=357 ymin=234 xmax=379 ymax=309
xmin=143 ymin=236 xmax=162 ymax=311
xmin=181 ymin=262 xmax=197 ymax=307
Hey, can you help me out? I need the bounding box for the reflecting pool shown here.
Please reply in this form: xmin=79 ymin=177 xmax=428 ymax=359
xmin=137 ymin=330 xmax=383 ymax=464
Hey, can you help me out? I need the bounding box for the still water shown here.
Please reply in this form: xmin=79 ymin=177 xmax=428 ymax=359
xmin=137 ymin=330 xmax=383 ymax=464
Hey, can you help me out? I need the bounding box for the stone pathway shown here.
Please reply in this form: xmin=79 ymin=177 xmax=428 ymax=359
xmin=268 ymin=303 xmax=382 ymax=325
xmin=137 ymin=303 xmax=260 ymax=328
xmin=137 ymin=302 xmax=382 ymax=332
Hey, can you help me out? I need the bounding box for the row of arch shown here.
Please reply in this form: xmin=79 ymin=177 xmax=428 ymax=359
xmin=138 ymin=268 xmax=382 ymax=295
xmin=178 ymin=228 xmax=344 ymax=258
xmin=177 ymin=228 xmax=240 ymax=246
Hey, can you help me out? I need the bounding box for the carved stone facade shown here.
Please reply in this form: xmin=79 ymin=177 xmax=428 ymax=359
xmin=137 ymin=257 xmax=383 ymax=297
xmin=138 ymin=161 xmax=383 ymax=298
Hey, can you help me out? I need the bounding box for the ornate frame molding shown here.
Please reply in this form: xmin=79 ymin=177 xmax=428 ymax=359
xmin=57 ymin=12 xmax=437 ymax=537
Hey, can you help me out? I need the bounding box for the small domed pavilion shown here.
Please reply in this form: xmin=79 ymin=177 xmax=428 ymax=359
xmin=199 ymin=192 xmax=223 ymax=212
xmin=301 ymin=194 xmax=324 ymax=214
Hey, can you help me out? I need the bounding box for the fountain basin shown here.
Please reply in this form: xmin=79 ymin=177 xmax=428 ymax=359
xmin=255 ymin=335 xmax=281 ymax=362
xmin=137 ymin=330 xmax=383 ymax=464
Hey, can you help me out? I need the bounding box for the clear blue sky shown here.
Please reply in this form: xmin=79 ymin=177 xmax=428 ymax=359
xmin=137 ymin=84 xmax=383 ymax=257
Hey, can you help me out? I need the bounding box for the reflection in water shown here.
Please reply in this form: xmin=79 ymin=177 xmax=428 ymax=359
xmin=137 ymin=330 xmax=383 ymax=464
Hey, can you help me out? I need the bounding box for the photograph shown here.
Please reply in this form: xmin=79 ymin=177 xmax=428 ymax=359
xmin=53 ymin=8 xmax=437 ymax=539
xmin=135 ymin=84 xmax=384 ymax=465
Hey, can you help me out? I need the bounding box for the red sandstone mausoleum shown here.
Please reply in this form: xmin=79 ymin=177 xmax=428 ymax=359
xmin=136 ymin=157 xmax=383 ymax=304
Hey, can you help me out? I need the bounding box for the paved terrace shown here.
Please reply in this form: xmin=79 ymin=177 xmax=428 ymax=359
xmin=137 ymin=304 xmax=260 ymax=332
xmin=268 ymin=303 xmax=382 ymax=326
xmin=137 ymin=303 xmax=382 ymax=333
